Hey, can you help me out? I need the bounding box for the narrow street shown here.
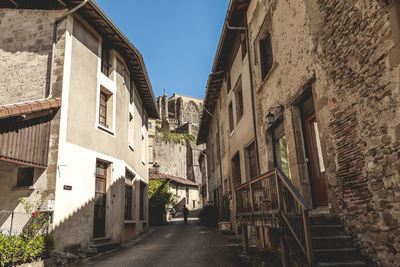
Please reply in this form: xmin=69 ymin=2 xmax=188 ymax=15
xmin=87 ymin=217 xmax=244 ymax=267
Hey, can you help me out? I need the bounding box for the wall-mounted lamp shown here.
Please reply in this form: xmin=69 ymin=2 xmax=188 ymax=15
xmin=153 ymin=162 xmax=160 ymax=174
xmin=266 ymin=105 xmax=283 ymax=124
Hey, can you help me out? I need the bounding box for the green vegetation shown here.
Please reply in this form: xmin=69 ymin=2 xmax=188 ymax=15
xmin=149 ymin=179 xmax=173 ymax=225
xmin=0 ymin=196 xmax=54 ymax=266
xmin=0 ymin=234 xmax=54 ymax=267
xmin=162 ymin=131 xmax=195 ymax=145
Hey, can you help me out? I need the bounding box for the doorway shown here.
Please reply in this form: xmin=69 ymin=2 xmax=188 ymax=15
xmin=301 ymin=95 xmax=328 ymax=207
xmin=94 ymin=161 xmax=108 ymax=238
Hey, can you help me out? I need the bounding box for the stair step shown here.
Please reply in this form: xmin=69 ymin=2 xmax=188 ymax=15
xmin=309 ymin=216 xmax=341 ymax=225
xmin=310 ymin=225 xmax=345 ymax=237
xmin=88 ymin=241 xmax=120 ymax=253
xmin=312 ymin=235 xmax=353 ymax=249
xmin=314 ymin=248 xmax=361 ymax=262
xmin=317 ymin=260 xmax=367 ymax=267
xmin=92 ymin=236 xmax=111 ymax=244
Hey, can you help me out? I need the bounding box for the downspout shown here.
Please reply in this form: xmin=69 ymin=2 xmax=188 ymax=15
xmin=226 ymin=21 xmax=261 ymax=175
xmin=47 ymin=0 xmax=89 ymax=98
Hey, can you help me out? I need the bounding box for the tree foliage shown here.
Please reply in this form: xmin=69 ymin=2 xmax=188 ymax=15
xmin=149 ymin=179 xmax=173 ymax=225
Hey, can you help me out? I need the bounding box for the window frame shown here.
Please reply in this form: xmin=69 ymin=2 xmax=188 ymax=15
xmin=259 ymin=32 xmax=273 ymax=81
xmin=17 ymin=167 xmax=34 ymax=187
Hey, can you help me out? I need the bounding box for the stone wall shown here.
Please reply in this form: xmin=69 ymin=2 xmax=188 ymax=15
xmin=313 ymin=1 xmax=400 ymax=265
xmin=0 ymin=8 xmax=67 ymax=104
xmin=247 ymin=0 xmax=400 ymax=265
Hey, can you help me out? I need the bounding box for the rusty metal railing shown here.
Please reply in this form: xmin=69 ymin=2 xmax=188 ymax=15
xmin=235 ymin=168 xmax=313 ymax=266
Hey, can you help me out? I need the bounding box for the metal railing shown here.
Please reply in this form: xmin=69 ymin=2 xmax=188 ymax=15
xmin=235 ymin=168 xmax=313 ymax=266
xmin=0 ymin=211 xmax=52 ymax=237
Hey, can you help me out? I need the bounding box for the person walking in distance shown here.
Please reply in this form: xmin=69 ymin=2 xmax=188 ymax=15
xmin=183 ymin=205 xmax=189 ymax=224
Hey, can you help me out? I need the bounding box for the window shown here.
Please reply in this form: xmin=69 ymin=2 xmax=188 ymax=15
xmin=17 ymin=168 xmax=34 ymax=187
xmin=186 ymin=187 xmax=189 ymax=204
xmin=231 ymin=152 xmax=241 ymax=187
xmin=211 ymin=143 xmax=215 ymax=171
xmin=193 ymin=200 xmax=195 ymax=209
xmin=241 ymin=32 xmax=247 ymax=60
xmin=221 ymin=122 xmax=225 ymax=155
xmin=128 ymin=112 xmax=134 ymax=148
xmin=140 ymin=181 xmax=146 ymax=220
xmin=272 ymin=122 xmax=290 ymax=178
xmin=259 ymin=33 xmax=273 ymax=80
xmin=245 ymin=141 xmax=259 ymax=180
xmin=124 ymin=170 xmax=135 ymax=220
xmin=228 ymin=102 xmax=234 ymax=132
xmin=216 ymin=132 xmax=220 ymax=159
xmin=226 ymin=71 xmax=231 ymax=93
xmin=101 ymin=40 xmax=112 ymax=77
xmin=234 ymin=79 xmax=244 ymax=122
xmin=98 ymin=87 xmax=113 ymax=131
xmin=141 ymin=113 xmax=147 ymax=163
xmin=125 ymin=185 xmax=132 ymax=220
xmin=176 ymin=184 xmax=178 ymax=196
xmin=99 ymin=91 xmax=108 ymax=127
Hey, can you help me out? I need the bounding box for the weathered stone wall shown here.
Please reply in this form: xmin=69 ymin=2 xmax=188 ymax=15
xmin=247 ymin=0 xmax=400 ymax=265
xmin=313 ymin=1 xmax=400 ymax=265
xmin=0 ymin=8 xmax=67 ymax=104
xmin=151 ymin=93 xmax=204 ymax=185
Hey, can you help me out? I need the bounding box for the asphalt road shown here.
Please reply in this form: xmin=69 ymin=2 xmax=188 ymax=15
xmin=87 ymin=217 xmax=245 ymax=267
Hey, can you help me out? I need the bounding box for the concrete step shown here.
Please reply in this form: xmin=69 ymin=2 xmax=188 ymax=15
xmin=309 ymin=216 xmax=341 ymax=225
xmin=313 ymin=248 xmax=360 ymax=262
xmin=310 ymin=224 xmax=345 ymax=237
xmin=88 ymin=241 xmax=120 ymax=253
xmin=312 ymin=235 xmax=354 ymax=249
xmin=92 ymin=236 xmax=111 ymax=244
xmin=317 ymin=260 xmax=367 ymax=267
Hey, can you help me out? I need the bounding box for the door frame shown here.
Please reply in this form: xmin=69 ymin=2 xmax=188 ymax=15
xmin=301 ymin=111 xmax=328 ymax=208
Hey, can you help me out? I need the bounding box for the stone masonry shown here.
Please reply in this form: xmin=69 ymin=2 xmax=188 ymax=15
xmin=247 ymin=0 xmax=400 ymax=265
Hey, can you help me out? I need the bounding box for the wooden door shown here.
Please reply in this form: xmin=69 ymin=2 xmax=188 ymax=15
xmin=94 ymin=162 xmax=107 ymax=238
xmin=304 ymin=113 xmax=328 ymax=207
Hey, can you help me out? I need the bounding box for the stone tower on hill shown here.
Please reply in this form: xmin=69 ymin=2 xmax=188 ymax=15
xmin=148 ymin=93 xmax=205 ymax=185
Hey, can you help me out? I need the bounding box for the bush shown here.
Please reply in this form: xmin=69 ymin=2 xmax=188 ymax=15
xmin=0 ymin=234 xmax=54 ymax=266
xmin=198 ymin=205 xmax=219 ymax=227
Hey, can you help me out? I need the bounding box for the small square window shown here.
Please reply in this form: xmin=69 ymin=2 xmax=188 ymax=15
xmin=17 ymin=168 xmax=34 ymax=187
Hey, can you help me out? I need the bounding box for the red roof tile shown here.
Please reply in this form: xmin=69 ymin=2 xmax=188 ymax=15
xmin=0 ymin=98 xmax=61 ymax=120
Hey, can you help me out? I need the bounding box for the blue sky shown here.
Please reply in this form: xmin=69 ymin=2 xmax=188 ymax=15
xmin=96 ymin=0 xmax=230 ymax=99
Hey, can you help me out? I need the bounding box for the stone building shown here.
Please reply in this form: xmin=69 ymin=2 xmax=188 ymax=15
xmin=148 ymin=93 xmax=204 ymax=204
xmin=198 ymin=0 xmax=400 ymax=266
xmin=0 ymin=0 xmax=158 ymax=253
xmin=148 ymin=93 xmax=204 ymax=209
xmin=149 ymin=170 xmax=201 ymax=212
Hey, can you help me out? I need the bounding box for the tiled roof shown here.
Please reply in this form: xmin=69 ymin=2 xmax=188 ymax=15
xmin=0 ymin=98 xmax=62 ymax=120
xmin=149 ymin=170 xmax=198 ymax=187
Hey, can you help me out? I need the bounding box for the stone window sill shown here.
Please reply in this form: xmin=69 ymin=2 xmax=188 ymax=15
xmin=257 ymin=62 xmax=279 ymax=93
xmin=12 ymin=186 xmax=35 ymax=191
xmin=129 ymin=144 xmax=134 ymax=151
xmin=124 ymin=220 xmax=136 ymax=224
xmin=98 ymin=125 xmax=115 ymax=136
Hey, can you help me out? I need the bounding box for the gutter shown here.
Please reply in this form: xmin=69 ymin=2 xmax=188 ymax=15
xmin=48 ymin=0 xmax=89 ymax=98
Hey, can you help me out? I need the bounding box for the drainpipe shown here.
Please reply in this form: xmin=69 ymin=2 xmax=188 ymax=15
xmin=226 ymin=21 xmax=261 ymax=176
xmin=47 ymin=0 xmax=89 ymax=98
